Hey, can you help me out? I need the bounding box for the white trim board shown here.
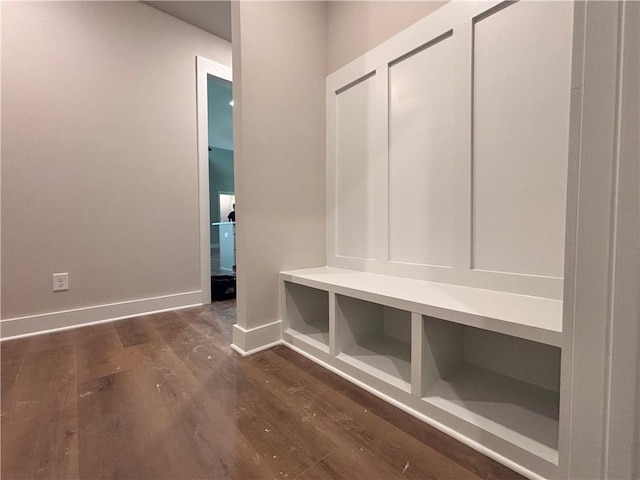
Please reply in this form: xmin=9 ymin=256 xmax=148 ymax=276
xmin=230 ymin=340 xmax=283 ymax=357
xmin=281 ymin=267 xmax=562 ymax=347
xmin=196 ymin=55 xmax=233 ymax=305
xmin=0 ymin=290 xmax=202 ymax=340
xmin=231 ymin=320 xmax=282 ymax=355
xmin=559 ymin=2 xmax=640 ymax=478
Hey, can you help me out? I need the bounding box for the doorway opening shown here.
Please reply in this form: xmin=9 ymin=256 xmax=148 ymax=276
xmin=196 ymin=56 xmax=234 ymax=306
xmin=207 ymin=75 xmax=235 ymax=283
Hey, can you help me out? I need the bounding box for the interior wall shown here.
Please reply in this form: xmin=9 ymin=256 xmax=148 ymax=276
xmin=231 ymin=1 xmax=327 ymax=331
xmin=327 ymin=1 xmax=448 ymax=74
xmin=1 ymin=2 xmax=231 ymax=320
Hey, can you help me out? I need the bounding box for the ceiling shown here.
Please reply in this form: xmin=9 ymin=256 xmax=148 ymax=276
xmin=144 ymin=1 xmax=232 ymax=42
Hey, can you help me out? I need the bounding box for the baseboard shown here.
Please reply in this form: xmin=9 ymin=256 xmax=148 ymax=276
xmin=230 ymin=340 xmax=282 ymax=357
xmin=231 ymin=320 xmax=282 ymax=355
xmin=0 ymin=290 xmax=203 ymax=340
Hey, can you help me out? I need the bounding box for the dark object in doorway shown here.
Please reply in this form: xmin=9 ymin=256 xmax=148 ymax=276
xmin=211 ymin=275 xmax=236 ymax=301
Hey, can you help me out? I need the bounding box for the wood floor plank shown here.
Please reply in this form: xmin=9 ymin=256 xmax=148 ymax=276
xmin=247 ymin=349 xmax=483 ymax=480
xmin=124 ymin=341 xmax=273 ymax=479
xmin=24 ymin=329 xmax=77 ymax=354
xmin=152 ymin=315 xmax=338 ymax=479
xmin=236 ymin=354 xmax=405 ymax=480
xmin=77 ymin=369 xmax=172 ymax=479
xmin=143 ymin=310 xmax=186 ymax=340
xmin=231 ymin=368 xmax=337 ymax=479
xmin=152 ymin=312 xmax=235 ymax=382
xmin=2 ymin=303 xmax=524 ymax=480
xmin=0 ymin=337 xmax=31 ymax=399
xmin=75 ymin=323 xmax=129 ymax=384
xmin=271 ymin=346 xmax=523 ymax=480
xmin=1 ymin=345 xmax=79 ymax=480
xmin=113 ymin=316 xmax=163 ymax=348
xmin=177 ymin=301 xmax=235 ymax=341
xmin=296 ymin=448 xmax=411 ymax=480
xmin=176 ymin=305 xmax=225 ymax=337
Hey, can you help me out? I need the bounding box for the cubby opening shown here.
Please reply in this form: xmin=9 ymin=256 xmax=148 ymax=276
xmin=336 ymin=295 xmax=412 ymax=391
xmin=421 ymin=316 xmax=561 ymax=463
xmin=284 ymin=282 xmax=330 ymax=349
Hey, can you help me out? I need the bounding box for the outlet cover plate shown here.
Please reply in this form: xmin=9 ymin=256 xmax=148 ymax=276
xmin=53 ymin=273 xmax=69 ymax=291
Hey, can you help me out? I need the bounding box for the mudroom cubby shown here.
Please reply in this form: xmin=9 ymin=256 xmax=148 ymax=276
xmin=282 ymin=281 xmax=330 ymax=353
xmin=335 ymin=295 xmax=412 ymax=392
xmin=419 ymin=316 xmax=561 ymax=464
xmin=278 ymin=0 xmax=581 ymax=476
xmin=279 ymin=267 xmax=564 ymax=477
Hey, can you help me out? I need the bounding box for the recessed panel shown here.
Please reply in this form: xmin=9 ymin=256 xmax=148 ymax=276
xmin=388 ymin=36 xmax=454 ymax=266
xmin=335 ymin=75 xmax=377 ymax=259
xmin=472 ymin=2 xmax=572 ymax=277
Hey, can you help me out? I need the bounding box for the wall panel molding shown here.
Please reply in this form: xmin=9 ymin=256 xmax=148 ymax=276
xmin=334 ymin=72 xmax=377 ymax=260
xmin=388 ymin=31 xmax=455 ymax=268
xmin=326 ymin=0 xmax=572 ymax=300
xmin=471 ymin=1 xmax=572 ymax=278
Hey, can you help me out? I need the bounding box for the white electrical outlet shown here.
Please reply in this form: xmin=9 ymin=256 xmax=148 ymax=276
xmin=53 ymin=273 xmax=69 ymax=292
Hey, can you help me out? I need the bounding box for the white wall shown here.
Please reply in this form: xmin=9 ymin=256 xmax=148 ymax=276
xmin=327 ymin=1 xmax=448 ymax=74
xmin=1 ymin=2 xmax=231 ymax=329
xmin=231 ymin=1 xmax=327 ymax=333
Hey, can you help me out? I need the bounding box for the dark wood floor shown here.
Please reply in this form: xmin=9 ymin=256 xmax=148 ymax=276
xmin=1 ymin=301 xmax=523 ymax=480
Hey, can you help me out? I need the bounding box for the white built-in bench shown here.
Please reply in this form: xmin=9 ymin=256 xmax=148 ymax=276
xmin=279 ymin=266 xmax=563 ymax=479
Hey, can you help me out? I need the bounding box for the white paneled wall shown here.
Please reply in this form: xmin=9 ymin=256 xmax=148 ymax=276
xmin=388 ymin=33 xmax=455 ymax=268
xmin=335 ymin=74 xmax=377 ymax=260
xmin=327 ymin=0 xmax=573 ymax=300
xmin=472 ymin=2 xmax=572 ymax=278
xmin=288 ymin=2 xmax=639 ymax=477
